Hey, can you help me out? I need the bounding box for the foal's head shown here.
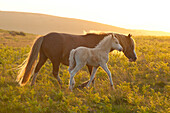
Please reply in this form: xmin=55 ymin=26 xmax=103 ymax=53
xmin=110 ymin=34 xmax=123 ymax=52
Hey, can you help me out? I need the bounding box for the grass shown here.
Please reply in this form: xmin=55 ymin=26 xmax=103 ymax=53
xmin=0 ymin=29 xmax=37 ymax=47
xmin=0 ymin=29 xmax=169 ymax=113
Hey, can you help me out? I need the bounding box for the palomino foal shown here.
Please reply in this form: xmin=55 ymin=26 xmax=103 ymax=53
xmin=68 ymin=34 xmax=123 ymax=91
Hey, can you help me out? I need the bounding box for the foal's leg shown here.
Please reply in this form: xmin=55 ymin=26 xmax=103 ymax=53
xmin=100 ymin=64 xmax=115 ymax=90
xmin=86 ymin=66 xmax=98 ymax=88
xmin=69 ymin=63 xmax=85 ymax=91
xmin=68 ymin=62 xmax=76 ymax=73
xmin=31 ymin=50 xmax=47 ymax=86
xmin=78 ymin=65 xmax=95 ymax=88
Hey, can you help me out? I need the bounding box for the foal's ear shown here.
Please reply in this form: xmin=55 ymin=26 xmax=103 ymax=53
xmin=108 ymin=34 xmax=113 ymax=38
xmin=111 ymin=33 xmax=115 ymax=38
xmin=128 ymin=34 xmax=132 ymax=38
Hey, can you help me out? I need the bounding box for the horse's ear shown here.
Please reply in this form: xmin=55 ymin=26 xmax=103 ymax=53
xmin=128 ymin=34 xmax=132 ymax=38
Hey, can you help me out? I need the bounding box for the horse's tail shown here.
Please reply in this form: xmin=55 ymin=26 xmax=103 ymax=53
xmin=68 ymin=49 xmax=76 ymax=72
xmin=16 ymin=36 xmax=44 ymax=86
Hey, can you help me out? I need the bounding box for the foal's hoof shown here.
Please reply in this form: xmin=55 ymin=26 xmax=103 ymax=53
xmin=58 ymin=81 xmax=63 ymax=85
xmin=111 ymin=85 xmax=115 ymax=90
xmin=69 ymin=89 xmax=73 ymax=92
xmin=69 ymin=87 xmax=73 ymax=92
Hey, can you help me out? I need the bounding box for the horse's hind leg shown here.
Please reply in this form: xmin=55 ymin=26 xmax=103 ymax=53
xmin=89 ymin=66 xmax=96 ymax=87
xmin=31 ymin=50 xmax=47 ymax=86
xmin=52 ymin=61 xmax=62 ymax=85
xmin=31 ymin=73 xmax=38 ymax=86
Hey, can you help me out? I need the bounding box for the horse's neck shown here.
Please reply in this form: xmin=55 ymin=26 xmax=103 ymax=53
xmin=81 ymin=35 xmax=104 ymax=47
xmin=115 ymin=35 xmax=123 ymax=49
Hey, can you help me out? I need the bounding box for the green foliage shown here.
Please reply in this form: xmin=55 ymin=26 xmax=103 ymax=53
xmin=0 ymin=33 xmax=169 ymax=112
xmin=9 ymin=31 xmax=26 ymax=36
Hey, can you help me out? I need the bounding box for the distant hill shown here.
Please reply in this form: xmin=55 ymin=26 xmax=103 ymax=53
xmin=0 ymin=11 xmax=170 ymax=36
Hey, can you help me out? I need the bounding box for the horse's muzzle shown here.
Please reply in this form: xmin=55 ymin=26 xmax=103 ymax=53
xmin=129 ymin=57 xmax=137 ymax=62
xmin=118 ymin=48 xmax=123 ymax=52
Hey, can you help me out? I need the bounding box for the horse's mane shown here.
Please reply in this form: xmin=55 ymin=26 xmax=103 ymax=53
xmin=83 ymin=32 xmax=130 ymax=44
xmin=83 ymin=33 xmax=106 ymax=37
xmin=83 ymin=31 xmax=110 ymax=37
xmin=86 ymin=32 xmax=108 ymax=35
xmin=85 ymin=32 xmax=129 ymax=38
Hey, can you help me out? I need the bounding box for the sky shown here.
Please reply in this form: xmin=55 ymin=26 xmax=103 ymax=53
xmin=0 ymin=0 xmax=170 ymax=32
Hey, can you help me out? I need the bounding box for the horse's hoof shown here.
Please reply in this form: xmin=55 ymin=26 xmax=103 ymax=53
xmin=78 ymin=82 xmax=89 ymax=88
xmin=76 ymin=85 xmax=82 ymax=89
xmin=86 ymin=86 xmax=90 ymax=89
xmin=30 ymin=82 xmax=35 ymax=86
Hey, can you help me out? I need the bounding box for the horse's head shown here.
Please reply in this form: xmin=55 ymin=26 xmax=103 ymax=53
xmin=115 ymin=34 xmax=137 ymax=62
xmin=110 ymin=34 xmax=123 ymax=52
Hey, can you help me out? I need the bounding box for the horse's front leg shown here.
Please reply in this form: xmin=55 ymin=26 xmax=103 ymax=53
xmin=100 ymin=64 xmax=115 ymax=90
xmin=86 ymin=66 xmax=98 ymax=88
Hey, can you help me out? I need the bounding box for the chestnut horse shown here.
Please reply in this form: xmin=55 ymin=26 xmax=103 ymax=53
xmin=16 ymin=32 xmax=137 ymax=86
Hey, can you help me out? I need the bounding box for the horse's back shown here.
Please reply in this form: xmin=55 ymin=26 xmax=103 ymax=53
xmin=41 ymin=32 xmax=82 ymax=65
xmin=40 ymin=32 xmax=107 ymax=65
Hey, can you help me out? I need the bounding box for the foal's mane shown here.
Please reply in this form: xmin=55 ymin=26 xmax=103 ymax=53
xmin=95 ymin=34 xmax=112 ymax=49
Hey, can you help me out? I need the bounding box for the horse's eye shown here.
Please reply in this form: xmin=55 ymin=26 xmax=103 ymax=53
xmin=132 ymin=45 xmax=134 ymax=49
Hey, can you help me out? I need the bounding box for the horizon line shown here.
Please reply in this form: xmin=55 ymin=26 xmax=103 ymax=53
xmin=1 ymin=10 xmax=170 ymax=34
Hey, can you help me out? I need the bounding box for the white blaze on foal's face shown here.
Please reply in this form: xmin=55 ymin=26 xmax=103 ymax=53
xmin=112 ymin=36 xmax=123 ymax=51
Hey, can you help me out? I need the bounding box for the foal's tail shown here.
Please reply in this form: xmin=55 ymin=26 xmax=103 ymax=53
xmin=68 ymin=49 xmax=76 ymax=72
xmin=16 ymin=36 xmax=44 ymax=86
